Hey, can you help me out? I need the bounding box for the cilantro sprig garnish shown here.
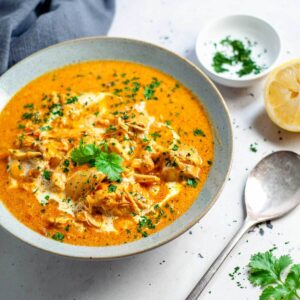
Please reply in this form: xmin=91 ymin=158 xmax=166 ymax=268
xmin=71 ymin=141 xmax=123 ymax=181
xmin=94 ymin=151 xmax=123 ymax=181
xmin=248 ymin=251 xmax=300 ymax=300
xmin=71 ymin=141 xmax=100 ymax=165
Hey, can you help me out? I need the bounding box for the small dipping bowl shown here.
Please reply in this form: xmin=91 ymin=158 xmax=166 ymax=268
xmin=195 ymin=15 xmax=281 ymax=87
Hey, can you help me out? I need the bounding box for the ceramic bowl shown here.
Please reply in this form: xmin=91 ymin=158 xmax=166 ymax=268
xmin=0 ymin=37 xmax=233 ymax=259
xmin=196 ymin=15 xmax=281 ymax=87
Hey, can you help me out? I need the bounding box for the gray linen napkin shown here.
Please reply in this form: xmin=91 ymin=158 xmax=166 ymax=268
xmin=0 ymin=0 xmax=115 ymax=74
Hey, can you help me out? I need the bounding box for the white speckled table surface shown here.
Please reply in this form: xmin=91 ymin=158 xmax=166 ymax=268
xmin=1 ymin=0 xmax=300 ymax=299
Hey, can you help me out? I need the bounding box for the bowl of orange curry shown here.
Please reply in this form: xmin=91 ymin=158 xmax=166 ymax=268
xmin=0 ymin=37 xmax=232 ymax=259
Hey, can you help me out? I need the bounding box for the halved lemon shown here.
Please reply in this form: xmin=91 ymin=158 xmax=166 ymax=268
xmin=264 ymin=59 xmax=300 ymax=132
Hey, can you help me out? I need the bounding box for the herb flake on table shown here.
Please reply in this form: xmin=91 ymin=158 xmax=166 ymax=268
xmin=250 ymin=143 xmax=258 ymax=152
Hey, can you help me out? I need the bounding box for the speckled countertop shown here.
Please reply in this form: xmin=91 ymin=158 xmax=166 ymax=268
xmin=1 ymin=0 xmax=300 ymax=299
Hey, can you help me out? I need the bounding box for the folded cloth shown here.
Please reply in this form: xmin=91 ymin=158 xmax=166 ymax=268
xmin=0 ymin=0 xmax=115 ymax=74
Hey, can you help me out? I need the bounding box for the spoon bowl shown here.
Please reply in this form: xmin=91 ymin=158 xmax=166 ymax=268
xmin=245 ymin=151 xmax=300 ymax=222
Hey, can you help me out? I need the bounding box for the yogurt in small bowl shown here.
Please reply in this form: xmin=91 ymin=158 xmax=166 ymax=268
xmin=196 ymin=15 xmax=281 ymax=87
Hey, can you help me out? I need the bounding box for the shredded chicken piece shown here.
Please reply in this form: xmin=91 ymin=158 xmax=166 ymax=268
xmin=177 ymin=161 xmax=200 ymax=178
xmin=66 ymin=169 xmax=105 ymax=200
xmin=47 ymin=216 xmax=71 ymax=226
xmin=171 ymin=146 xmax=202 ymax=166
xmin=14 ymin=134 xmax=38 ymax=149
xmin=9 ymin=160 xmax=25 ymax=178
xmin=51 ymin=172 xmax=66 ymax=192
xmin=8 ymin=149 xmax=42 ymax=160
xmin=107 ymin=138 xmax=133 ymax=160
xmin=131 ymin=153 xmax=154 ymax=173
xmin=133 ymin=173 xmax=160 ymax=183
xmin=76 ymin=211 xmax=103 ymax=228
xmin=126 ymin=114 xmax=149 ymax=131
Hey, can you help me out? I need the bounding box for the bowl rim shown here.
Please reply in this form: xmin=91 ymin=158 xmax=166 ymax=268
xmin=0 ymin=36 xmax=233 ymax=259
xmin=195 ymin=14 xmax=281 ymax=84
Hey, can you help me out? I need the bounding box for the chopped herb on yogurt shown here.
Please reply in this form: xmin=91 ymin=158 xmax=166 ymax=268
xmin=212 ymin=37 xmax=264 ymax=77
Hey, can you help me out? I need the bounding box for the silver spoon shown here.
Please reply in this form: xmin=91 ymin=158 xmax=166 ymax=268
xmin=187 ymin=151 xmax=300 ymax=300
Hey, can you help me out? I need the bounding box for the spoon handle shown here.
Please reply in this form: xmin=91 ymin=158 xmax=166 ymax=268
xmin=186 ymin=218 xmax=255 ymax=300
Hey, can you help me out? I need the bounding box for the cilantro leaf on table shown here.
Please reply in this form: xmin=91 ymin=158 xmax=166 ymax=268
xmin=286 ymin=264 xmax=300 ymax=291
xmin=71 ymin=141 xmax=123 ymax=181
xmin=249 ymin=252 xmax=292 ymax=287
xmin=260 ymin=285 xmax=292 ymax=300
xmin=248 ymin=251 xmax=300 ymax=300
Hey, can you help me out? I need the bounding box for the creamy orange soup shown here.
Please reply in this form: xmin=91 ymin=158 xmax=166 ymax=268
xmin=0 ymin=61 xmax=213 ymax=246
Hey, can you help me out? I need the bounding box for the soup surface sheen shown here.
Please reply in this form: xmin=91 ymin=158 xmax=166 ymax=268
xmin=0 ymin=61 xmax=213 ymax=246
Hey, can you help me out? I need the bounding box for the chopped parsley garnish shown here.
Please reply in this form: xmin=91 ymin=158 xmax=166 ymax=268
xmin=42 ymin=170 xmax=52 ymax=181
xmin=186 ymin=178 xmax=198 ymax=188
xmin=64 ymin=225 xmax=70 ymax=232
xmin=248 ymin=250 xmax=300 ymax=300
xmin=132 ymin=82 xmax=141 ymax=94
xmin=150 ymin=132 xmax=161 ymax=141
xmin=40 ymin=125 xmax=52 ymax=131
xmin=171 ymin=82 xmax=180 ymax=92
xmin=41 ymin=195 xmax=49 ymax=206
xmin=165 ymin=120 xmax=171 ymax=126
xmin=52 ymin=232 xmax=64 ymax=242
xmin=24 ymin=103 xmax=34 ymax=109
xmin=49 ymin=103 xmax=63 ymax=116
xmin=71 ymin=141 xmax=123 ymax=181
xmin=32 ymin=112 xmax=41 ymax=124
xmin=121 ymin=114 xmax=129 ymax=120
xmin=106 ymin=125 xmax=117 ymax=133
xmin=172 ymin=144 xmax=179 ymax=151
xmin=22 ymin=112 xmax=33 ymax=120
xmin=113 ymin=88 xmax=122 ymax=95
xmin=138 ymin=216 xmax=155 ymax=237
xmin=66 ymin=96 xmax=78 ymax=104
xmin=127 ymin=146 xmax=134 ymax=155
xmin=145 ymin=145 xmax=152 ymax=152
xmin=144 ymin=78 xmax=161 ymax=100
xmin=17 ymin=124 xmax=26 ymax=129
xmin=62 ymin=159 xmax=70 ymax=173
xmin=108 ymin=184 xmax=117 ymax=193
xmin=193 ymin=128 xmax=206 ymax=137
